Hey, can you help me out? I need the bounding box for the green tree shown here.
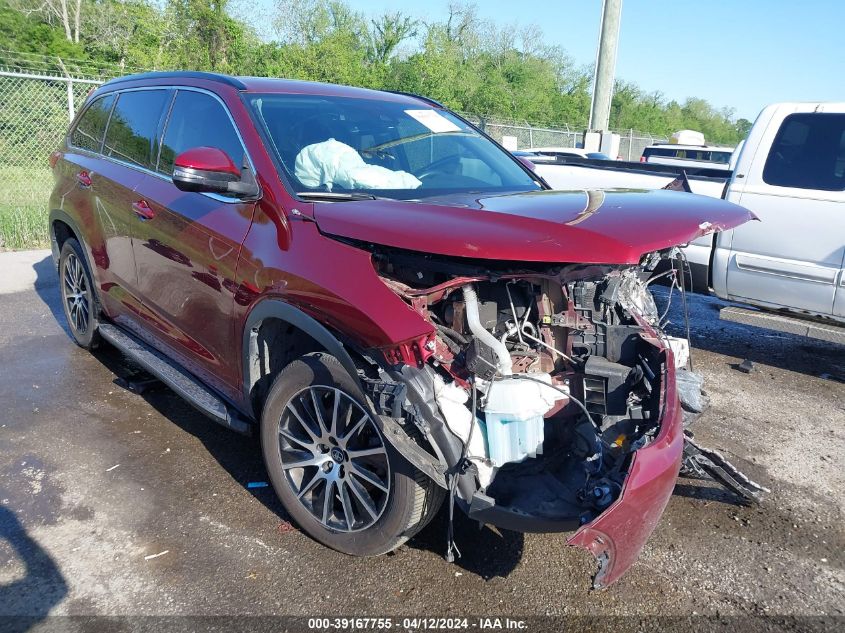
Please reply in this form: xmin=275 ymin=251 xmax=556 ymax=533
xmin=735 ymin=118 xmax=753 ymax=138
xmin=0 ymin=0 xmax=745 ymax=145
xmin=169 ymin=0 xmax=252 ymax=71
xmin=8 ymin=0 xmax=85 ymax=43
xmin=368 ymin=12 xmax=417 ymax=65
xmin=0 ymin=0 xmax=87 ymax=58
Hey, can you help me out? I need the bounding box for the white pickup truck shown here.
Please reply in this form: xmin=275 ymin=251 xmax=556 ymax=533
xmin=530 ymin=102 xmax=845 ymax=343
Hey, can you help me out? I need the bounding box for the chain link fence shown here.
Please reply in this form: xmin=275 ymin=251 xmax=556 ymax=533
xmin=0 ymin=60 xmax=666 ymax=249
xmin=462 ymin=114 xmax=583 ymax=152
xmin=0 ymin=69 xmax=102 ymax=248
xmin=463 ymin=113 xmax=666 ymax=160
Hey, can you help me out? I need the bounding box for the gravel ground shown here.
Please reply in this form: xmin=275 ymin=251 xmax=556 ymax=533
xmin=0 ymin=254 xmax=842 ymax=630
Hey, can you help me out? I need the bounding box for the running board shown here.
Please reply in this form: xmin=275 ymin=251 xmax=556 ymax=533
xmin=720 ymin=306 xmax=845 ymax=344
xmin=98 ymin=323 xmax=251 ymax=435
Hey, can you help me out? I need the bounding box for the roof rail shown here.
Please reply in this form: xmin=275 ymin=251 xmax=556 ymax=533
xmin=384 ymin=90 xmax=446 ymax=108
xmin=101 ymin=71 xmax=248 ymax=90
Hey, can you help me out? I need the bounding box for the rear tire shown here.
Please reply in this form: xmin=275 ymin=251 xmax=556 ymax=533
xmin=260 ymin=353 xmax=443 ymax=555
xmin=59 ymin=238 xmax=100 ymax=349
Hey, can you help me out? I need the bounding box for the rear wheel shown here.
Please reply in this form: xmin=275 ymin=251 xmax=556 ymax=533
xmin=261 ymin=353 xmax=443 ymax=555
xmin=59 ymin=238 xmax=100 ymax=349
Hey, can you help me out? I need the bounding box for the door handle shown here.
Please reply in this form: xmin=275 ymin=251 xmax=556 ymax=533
xmin=132 ymin=200 xmax=155 ymax=220
xmin=76 ymin=171 xmax=92 ymax=187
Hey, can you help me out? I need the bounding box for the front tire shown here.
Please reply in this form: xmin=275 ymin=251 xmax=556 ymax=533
xmin=59 ymin=238 xmax=100 ymax=349
xmin=260 ymin=353 xmax=443 ymax=556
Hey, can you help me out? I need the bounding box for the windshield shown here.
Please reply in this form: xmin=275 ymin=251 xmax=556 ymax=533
xmin=246 ymin=93 xmax=541 ymax=200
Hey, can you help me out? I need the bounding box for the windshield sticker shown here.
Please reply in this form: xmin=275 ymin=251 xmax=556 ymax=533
xmin=405 ymin=109 xmax=462 ymax=134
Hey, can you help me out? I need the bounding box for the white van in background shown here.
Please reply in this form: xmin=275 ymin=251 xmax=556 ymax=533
xmin=642 ymin=144 xmax=735 ymax=168
xmin=640 ymin=129 xmax=735 ymax=168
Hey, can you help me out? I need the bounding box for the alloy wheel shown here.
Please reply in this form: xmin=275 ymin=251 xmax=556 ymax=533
xmin=62 ymin=252 xmax=91 ymax=335
xmin=278 ymin=386 xmax=390 ymax=532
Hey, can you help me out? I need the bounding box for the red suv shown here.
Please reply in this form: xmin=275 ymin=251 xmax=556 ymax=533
xmin=49 ymin=71 xmax=752 ymax=587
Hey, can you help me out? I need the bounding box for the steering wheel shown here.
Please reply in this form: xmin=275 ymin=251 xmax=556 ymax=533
xmin=414 ymin=155 xmax=462 ymax=180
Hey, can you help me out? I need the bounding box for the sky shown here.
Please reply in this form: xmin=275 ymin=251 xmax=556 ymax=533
xmin=249 ymin=0 xmax=844 ymax=121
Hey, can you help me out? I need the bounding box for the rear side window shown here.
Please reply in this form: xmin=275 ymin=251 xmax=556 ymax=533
xmin=71 ymin=94 xmax=115 ymax=152
xmin=643 ymin=147 xmax=676 ymax=159
xmin=158 ymin=90 xmax=244 ymax=175
xmin=103 ymin=90 xmax=169 ymax=169
xmin=763 ymin=113 xmax=845 ymax=191
xmin=644 ymin=147 xmax=731 ymax=163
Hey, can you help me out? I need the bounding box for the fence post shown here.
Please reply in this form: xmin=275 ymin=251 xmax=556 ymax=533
xmin=528 ymin=124 xmax=533 ymax=149
xmin=56 ymin=57 xmax=75 ymax=122
xmin=627 ymin=128 xmax=633 ymax=161
xmin=67 ymin=77 xmax=74 ymax=123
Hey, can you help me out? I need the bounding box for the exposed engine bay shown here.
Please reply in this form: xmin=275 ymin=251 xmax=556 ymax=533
xmin=329 ymin=238 xmax=769 ymax=584
xmin=368 ymin=247 xmax=688 ymax=531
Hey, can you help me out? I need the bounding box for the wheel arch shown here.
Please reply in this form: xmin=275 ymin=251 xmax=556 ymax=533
xmin=48 ymin=209 xmax=83 ymax=267
xmin=242 ymin=298 xmax=363 ymax=419
xmin=242 ymin=298 xmax=449 ymax=490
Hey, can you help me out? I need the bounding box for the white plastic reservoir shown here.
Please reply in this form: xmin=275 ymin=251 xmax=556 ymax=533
xmin=482 ymin=374 xmax=565 ymax=466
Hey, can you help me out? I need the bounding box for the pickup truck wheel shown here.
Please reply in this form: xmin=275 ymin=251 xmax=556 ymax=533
xmin=261 ymin=353 xmax=443 ymax=556
xmin=59 ymin=238 xmax=100 ymax=349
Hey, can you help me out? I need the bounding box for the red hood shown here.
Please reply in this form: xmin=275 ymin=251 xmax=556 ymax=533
xmin=313 ymin=189 xmax=755 ymax=264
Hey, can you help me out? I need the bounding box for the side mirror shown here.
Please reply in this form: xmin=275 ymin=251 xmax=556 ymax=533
xmin=172 ymin=147 xmax=258 ymax=198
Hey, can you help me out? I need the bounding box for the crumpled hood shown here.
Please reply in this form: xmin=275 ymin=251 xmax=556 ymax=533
xmin=314 ymin=188 xmax=756 ymax=264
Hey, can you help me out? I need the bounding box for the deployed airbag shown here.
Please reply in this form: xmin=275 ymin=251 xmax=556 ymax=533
xmin=294 ymin=138 xmax=422 ymax=191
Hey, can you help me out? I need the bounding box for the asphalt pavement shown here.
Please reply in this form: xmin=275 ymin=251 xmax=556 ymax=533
xmin=0 ymin=251 xmax=842 ymax=627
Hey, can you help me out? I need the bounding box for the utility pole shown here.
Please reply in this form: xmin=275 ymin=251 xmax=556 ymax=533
xmin=588 ymin=0 xmax=623 ymax=131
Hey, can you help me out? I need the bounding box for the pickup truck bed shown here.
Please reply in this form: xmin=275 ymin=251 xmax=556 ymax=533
xmin=531 ymin=156 xmax=731 ymax=199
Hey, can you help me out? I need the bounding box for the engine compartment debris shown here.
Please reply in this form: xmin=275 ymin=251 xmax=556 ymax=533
xmin=373 ymin=247 xmax=675 ymax=529
xmin=362 ymin=243 xmax=768 ymax=578
xmin=681 ymin=431 xmax=770 ymax=504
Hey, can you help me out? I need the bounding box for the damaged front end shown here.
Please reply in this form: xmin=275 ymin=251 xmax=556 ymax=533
xmin=356 ymin=246 xmax=694 ymax=588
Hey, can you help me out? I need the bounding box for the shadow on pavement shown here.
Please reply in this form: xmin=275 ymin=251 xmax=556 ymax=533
xmin=0 ymin=505 xmax=67 ymax=628
xmin=406 ymin=506 xmax=524 ymax=580
xmin=31 ymin=254 xmax=69 ymax=338
xmin=672 ymin=481 xmax=750 ymax=507
xmin=652 ymin=286 xmax=845 ymax=381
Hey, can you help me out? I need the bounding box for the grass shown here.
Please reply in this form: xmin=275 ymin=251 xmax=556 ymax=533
xmin=0 ymin=165 xmax=52 ymax=250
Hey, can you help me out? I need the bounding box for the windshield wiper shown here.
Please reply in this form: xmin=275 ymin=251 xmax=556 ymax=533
xmin=296 ymin=191 xmax=381 ymax=201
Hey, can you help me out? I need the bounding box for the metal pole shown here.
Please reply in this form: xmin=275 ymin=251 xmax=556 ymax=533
xmin=67 ymin=77 xmax=74 ymax=123
xmin=627 ymin=128 xmax=633 ymax=161
xmin=528 ymin=124 xmax=533 ymax=148
xmin=55 ymin=57 xmax=79 ymax=123
xmin=588 ymin=0 xmax=623 ymax=132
